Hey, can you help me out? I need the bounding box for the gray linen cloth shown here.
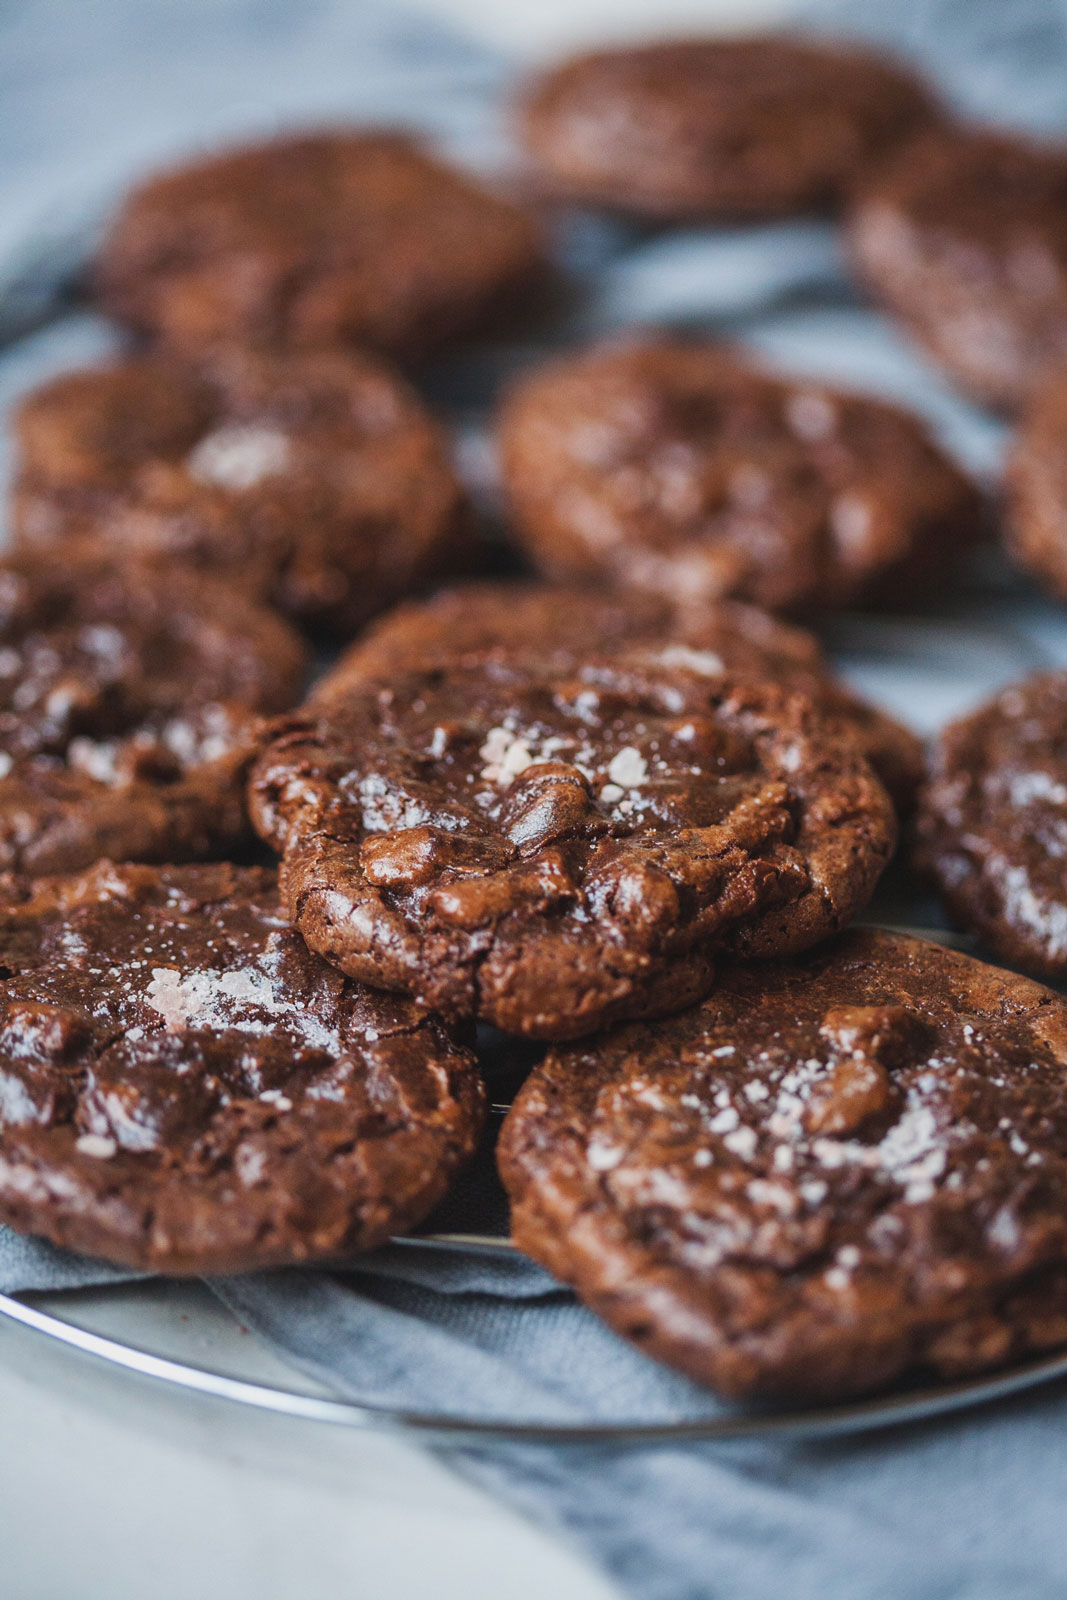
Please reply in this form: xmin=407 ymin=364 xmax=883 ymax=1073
xmin=2 ymin=2 xmax=1067 ymax=1596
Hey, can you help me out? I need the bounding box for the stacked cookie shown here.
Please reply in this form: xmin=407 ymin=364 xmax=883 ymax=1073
xmin=5 ymin=31 xmax=1067 ymax=1412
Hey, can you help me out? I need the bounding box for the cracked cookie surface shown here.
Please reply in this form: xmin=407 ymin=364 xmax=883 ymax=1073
xmin=0 ymin=551 xmax=307 ymax=874
xmin=347 ymin=581 xmax=924 ymax=812
xmin=0 ymin=861 xmax=483 ymax=1273
xmin=13 ymin=347 xmax=467 ymax=635
xmin=499 ymin=929 xmax=1067 ymax=1400
xmin=250 ymin=653 xmax=895 ymax=1039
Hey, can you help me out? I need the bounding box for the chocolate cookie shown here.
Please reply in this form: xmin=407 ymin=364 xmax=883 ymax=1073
xmin=348 ymin=582 xmax=923 ymax=811
xmin=12 ymin=347 xmax=467 ymax=636
xmin=916 ymin=670 xmax=1067 ymax=979
xmin=849 ymin=127 xmax=1067 ymax=410
xmin=1006 ymin=370 xmax=1067 ymax=600
xmin=519 ymin=35 xmax=939 ymax=221
xmin=93 ymin=131 xmax=545 ymax=359
xmin=0 ymin=552 xmax=307 ymax=875
xmin=249 ymin=653 xmax=895 ymax=1039
xmin=0 ymin=861 xmax=483 ymax=1273
xmin=498 ymin=338 xmax=980 ymax=614
xmin=499 ymin=928 xmax=1067 ymax=1401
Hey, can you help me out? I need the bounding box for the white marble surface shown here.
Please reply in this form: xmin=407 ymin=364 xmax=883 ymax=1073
xmin=418 ymin=0 xmax=790 ymax=55
xmin=0 ymin=1283 xmax=617 ymax=1600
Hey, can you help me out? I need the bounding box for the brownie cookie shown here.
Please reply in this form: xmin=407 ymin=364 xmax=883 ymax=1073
xmin=12 ymin=347 xmax=467 ymax=635
xmin=249 ymin=653 xmax=895 ymax=1039
xmin=916 ymin=670 xmax=1067 ymax=979
xmin=499 ymin=928 xmax=1067 ymax=1401
xmin=346 ymin=582 xmax=924 ymax=812
xmin=519 ymin=35 xmax=939 ymax=221
xmin=0 ymin=552 xmax=307 ymax=876
xmin=94 ymin=131 xmax=545 ymax=359
xmin=850 ymin=127 xmax=1067 ymax=410
xmin=1007 ymin=370 xmax=1067 ymax=600
xmin=0 ymin=861 xmax=483 ymax=1273
xmin=498 ymin=339 xmax=980 ymax=614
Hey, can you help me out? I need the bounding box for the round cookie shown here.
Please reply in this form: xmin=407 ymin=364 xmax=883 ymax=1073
xmin=916 ymin=670 xmax=1067 ymax=979
xmin=12 ymin=347 xmax=467 ymax=635
xmin=1006 ymin=370 xmax=1067 ymax=600
xmin=518 ymin=35 xmax=939 ymax=221
xmin=0 ymin=551 xmax=307 ymax=876
xmin=93 ymin=130 xmax=545 ymax=359
xmin=249 ymin=653 xmax=896 ymax=1039
xmin=347 ymin=582 xmax=924 ymax=811
xmin=498 ymin=928 xmax=1067 ymax=1401
xmin=0 ymin=861 xmax=483 ymax=1274
xmin=498 ymin=338 xmax=981 ymax=615
xmin=849 ymin=127 xmax=1067 ymax=411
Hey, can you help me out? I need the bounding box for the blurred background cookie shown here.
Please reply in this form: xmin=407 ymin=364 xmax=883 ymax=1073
xmin=849 ymin=127 xmax=1067 ymax=411
xmin=518 ymin=34 xmax=940 ymax=221
xmin=12 ymin=347 xmax=468 ymax=636
xmin=1007 ymin=367 xmax=1067 ymax=599
xmin=498 ymin=337 xmax=982 ymax=614
xmin=93 ymin=130 xmax=547 ymax=359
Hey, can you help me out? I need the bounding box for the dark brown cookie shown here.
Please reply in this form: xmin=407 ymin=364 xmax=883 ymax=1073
xmin=1006 ymin=370 xmax=1067 ymax=599
xmin=0 ymin=861 xmax=483 ymax=1273
xmin=93 ymin=130 xmax=546 ymax=359
xmin=916 ymin=670 xmax=1067 ymax=979
xmin=499 ymin=338 xmax=980 ymax=615
xmin=12 ymin=347 xmax=468 ymax=636
xmin=0 ymin=551 xmax=307 ymax=875
xmin=849 ymin=127 xmax=1067 ymax=410
xmin=499 ymin=928 xmax=1067 ymax=1401
xmin=348 ymin=582 xmax=923 ymax=812
xmin=249 ymin=653 xmax=895 ymax=1039
xmin=519 ymin=34 xmax=939 ymax=220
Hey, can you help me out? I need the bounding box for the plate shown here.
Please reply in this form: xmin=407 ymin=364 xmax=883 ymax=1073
xmin=0 ymin=286 xmax=1064 ymax=1452
xmin=2 ymin=923 xmax=1066 ymax=1450
xmin=4 ymin=1249 xmax=1067 ymax=1447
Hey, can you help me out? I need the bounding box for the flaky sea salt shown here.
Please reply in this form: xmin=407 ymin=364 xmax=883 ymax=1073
xmin=656 ymin=645 xmax=725 ymax=678
xmin=75 ymin=1134 xmax=117 ymax=1160
xmin=722 ymin=1126 xmax=758 ymax=1159
xmin=188 ymin=424 xmax=290 ymax=490
xmin=479 ymin=727 xmax=539 ymax=786
xmin=606 ymin=746 xmax=649 ymax=790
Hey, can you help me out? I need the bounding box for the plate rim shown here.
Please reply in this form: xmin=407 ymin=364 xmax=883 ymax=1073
xmin=3 ymin=1282 xmax=1067 ymax=1449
